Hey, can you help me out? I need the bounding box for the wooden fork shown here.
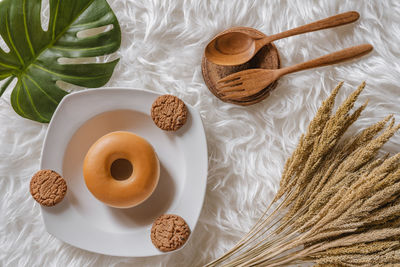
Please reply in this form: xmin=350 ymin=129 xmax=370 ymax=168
xmin=217 ymin=44 xmax=373 ymax=101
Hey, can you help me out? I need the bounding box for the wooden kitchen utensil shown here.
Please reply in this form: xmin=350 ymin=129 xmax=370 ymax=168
xmin=217 ymin=44 xmax=373 ymax=100
xmin=205 ymin=11 xmax=359 ymax=66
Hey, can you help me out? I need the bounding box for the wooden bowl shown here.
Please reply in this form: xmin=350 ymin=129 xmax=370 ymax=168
xmin=202 ymin=27 xmax=281 ymax=105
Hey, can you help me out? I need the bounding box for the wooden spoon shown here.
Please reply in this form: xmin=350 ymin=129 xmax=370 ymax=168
xmin=217 ymin=44 xmax=373 ymax=100
xmin=205 ymin=11 xmax=359 ymax=66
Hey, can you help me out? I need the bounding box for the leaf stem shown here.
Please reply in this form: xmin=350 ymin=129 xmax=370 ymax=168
xmin=0 ymin=75 xmax=15 ymax=97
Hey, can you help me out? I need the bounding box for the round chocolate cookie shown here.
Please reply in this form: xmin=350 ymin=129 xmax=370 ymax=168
xmin=151 ymin=214 xmax=191 ymax=252
xmin=30 ymin=170 xmax=67 ymax=207
xmin=151 ymin=95 xmax=188 ymax=131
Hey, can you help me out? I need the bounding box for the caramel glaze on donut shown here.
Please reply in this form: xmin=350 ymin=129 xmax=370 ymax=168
xmin=83 ymin=131 xmax=160 ymax=208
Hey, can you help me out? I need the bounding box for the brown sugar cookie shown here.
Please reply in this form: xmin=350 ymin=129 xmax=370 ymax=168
xmin=151 ymin=214 xmax=191 ymax=252
xmin=151 ymin=95 xmax=188 ymax=131
xmin=30 ymin=170 xmax=67 ymax=207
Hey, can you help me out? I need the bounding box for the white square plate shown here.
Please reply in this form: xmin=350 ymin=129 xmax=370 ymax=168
xmin=40 ymin=88 xmax=208 ymax=257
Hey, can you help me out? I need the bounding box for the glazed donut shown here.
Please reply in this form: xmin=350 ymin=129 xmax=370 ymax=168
xmin=83 ymin=131 xmax=160 ymax=208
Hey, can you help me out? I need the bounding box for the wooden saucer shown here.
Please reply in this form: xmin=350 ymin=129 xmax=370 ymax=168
xmin=202 ymin=27 xmax=281 ymax=105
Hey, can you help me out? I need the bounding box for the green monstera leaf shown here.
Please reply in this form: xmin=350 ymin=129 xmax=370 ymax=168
xmin=0 ymin=0 xmax=121 ymax=122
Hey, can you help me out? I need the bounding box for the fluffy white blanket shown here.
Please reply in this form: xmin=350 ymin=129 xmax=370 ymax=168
xmin=1 ymin=0 xmax=399 ymax=266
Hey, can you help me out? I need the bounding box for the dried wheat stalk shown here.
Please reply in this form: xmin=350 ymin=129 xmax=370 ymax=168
xmin=206 ymin=82 xmax=400 ymax=267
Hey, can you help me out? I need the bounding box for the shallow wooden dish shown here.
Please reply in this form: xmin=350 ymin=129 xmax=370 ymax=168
xmin=202 ymin=27 xmax=281 ymax=105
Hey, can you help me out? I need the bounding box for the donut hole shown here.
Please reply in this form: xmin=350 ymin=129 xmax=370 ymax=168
xmin=110 ymin=158 xmax=133 ymax=181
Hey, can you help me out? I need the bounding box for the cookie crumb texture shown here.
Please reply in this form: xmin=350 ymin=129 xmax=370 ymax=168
xmin=151 ymin=214 xmax=191 ymax=252
xmin=151 ymin=95 xmax=188 ymax=131
xmin=30 ymin=170 xmax=67 ymax=206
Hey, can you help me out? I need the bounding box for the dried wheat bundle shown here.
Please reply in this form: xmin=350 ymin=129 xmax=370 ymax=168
xmin=206 ymin=82 xmax=400 ymax=267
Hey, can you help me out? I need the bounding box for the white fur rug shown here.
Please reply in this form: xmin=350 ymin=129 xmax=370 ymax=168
xmin=1 ymin=0 xmax=400 ymax=266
